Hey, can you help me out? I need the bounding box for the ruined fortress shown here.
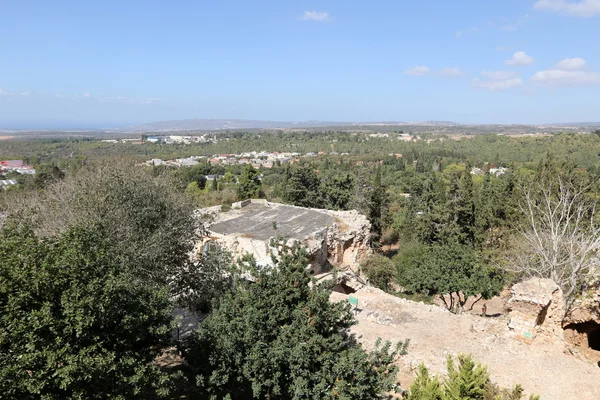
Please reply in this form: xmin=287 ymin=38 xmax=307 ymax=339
xmin=197 ymin=199 xmax=372 ymax=274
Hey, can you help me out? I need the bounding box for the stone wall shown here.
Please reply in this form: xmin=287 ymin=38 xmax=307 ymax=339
xmin=507 ymin=278 xmax=563 ymax=344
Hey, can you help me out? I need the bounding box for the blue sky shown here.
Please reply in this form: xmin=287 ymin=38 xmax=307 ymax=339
xmin=0 ymin=0 xmax=599 ymax=128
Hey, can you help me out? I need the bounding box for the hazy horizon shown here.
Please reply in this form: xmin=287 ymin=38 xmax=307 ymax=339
xmin=1 ymin=1 xmax=599 ymax=127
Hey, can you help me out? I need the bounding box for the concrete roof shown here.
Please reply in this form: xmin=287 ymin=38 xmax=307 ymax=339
xmin=209 ymin=203 xmax=336 ymax=241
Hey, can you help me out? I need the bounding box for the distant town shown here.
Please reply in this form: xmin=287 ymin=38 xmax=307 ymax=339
xmin=0 ymin=160 xmax=36 ymax=189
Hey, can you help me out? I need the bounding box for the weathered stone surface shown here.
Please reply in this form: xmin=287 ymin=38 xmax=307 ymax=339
xmin=507 ymin=278 xmax=563 ymax=343
xmin=197 ymin=200 xmax=372 ymax=273
xmin=564 ymin=287 xmax=600 ymax=326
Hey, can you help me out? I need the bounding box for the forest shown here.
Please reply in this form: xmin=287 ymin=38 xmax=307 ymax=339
xmin=2 ymin=130 xmax=599 ymax=398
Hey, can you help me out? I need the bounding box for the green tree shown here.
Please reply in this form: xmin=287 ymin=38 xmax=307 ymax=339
xmin=0 ymin=225 xmax=174 ymax=399
xmin=5 ymin=163 xmax=201 ymax=296
xmin=237 ymin=164 xmax=263 ymax=199
xmin=282 ymin=162 xmax=323 ymax=208
xmin=321 ymin=171 xmax=353 ymax=210
xmin=222 ymin=171 xmax=236 ymax=183
xmin=33 ymin=164 xmax=65 ymax=189
xmin=180 ymin=163 xmax=209 ymax=189
xmin=406 ymin=355 xmax=540 ymax=400
xmin=171 ymin=242 xmax=234 ymax=313
xmin=406 ymin=365 xmax=442 ymax=400
xmin=361 ymin=254 xmax=396 ymax=291
xmin=444 ymin=355 xmax=489 ymax=399
xmin=369 ymin=167 xmax=390 ymax=237
xmin=395 ymin=244 xmax=504 ymax=313
xmin=182 ymin=244 xmax=408 ymax=399
xmin=400 ymin=174 xmax=446 ymax=244
xmin=441 ymin=166 xmax=477 ymax=246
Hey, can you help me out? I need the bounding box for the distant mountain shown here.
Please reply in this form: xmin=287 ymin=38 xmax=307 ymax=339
xmin=126 ymin=119 xmax=351 ymax=132
xmin=543 ymin=122 xmax=600 ymax=127
xmin=416 ymin=120 xmax=460 ymax=126
xmin=126 ymin=119 xmax=463 ymax=132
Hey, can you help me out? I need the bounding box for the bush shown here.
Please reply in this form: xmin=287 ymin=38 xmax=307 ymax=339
xmin=381 ymin=228 xmax=400 ymax=246
xmin=405 ymin=355 xmax=540 ymax=400
xmin=5 ymin=163 xmax=199 ymax=287
xmin=361 ymin=254 xmax=397 ymax=291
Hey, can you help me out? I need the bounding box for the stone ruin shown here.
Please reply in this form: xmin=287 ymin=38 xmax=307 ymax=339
xmin=508 ymin=277 xmax=600 ymax=362
xmin=563 ymin=286 xmax=600 ymax=361
xmin=507 ymin=278 xmax=564 ymax=344
xmin=196 ymin=199 xmax=372 ymax=274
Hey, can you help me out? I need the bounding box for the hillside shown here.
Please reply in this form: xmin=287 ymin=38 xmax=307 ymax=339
xmin=331 ymin=286 xmax=600 ymax=400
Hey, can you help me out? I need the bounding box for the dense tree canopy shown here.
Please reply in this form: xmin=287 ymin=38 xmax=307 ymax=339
xmin=4 ymin=163 xmax=199 ymax=287
xmin=0 ymin=225 xmax=174 ymax=399
xmin=182 ymin=244 xmax=408 ymax=399
xmin=395 ymin=244 xmax=504 ymax=312
xmin=282 ymin=162 xmax=323 ymax=208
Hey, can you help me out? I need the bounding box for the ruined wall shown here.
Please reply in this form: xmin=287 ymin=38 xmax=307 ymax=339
xmin=197 ymin=200 xmax=372 ymax=273
xmin=508 ymin=278 xmax=600 ymax=361
xmin=507 ymin=278 xmax=563 ymax=344
xmin=325 ymin=209 xmax=372 ymax=268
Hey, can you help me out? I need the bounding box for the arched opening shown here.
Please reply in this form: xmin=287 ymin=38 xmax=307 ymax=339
xmin=588 ymin=326 xmax=600 ymax=352
xmin=564 ymin=322 xmax=600 ymax=353
xmin=332 ymin=282 xmax=357 ymax=295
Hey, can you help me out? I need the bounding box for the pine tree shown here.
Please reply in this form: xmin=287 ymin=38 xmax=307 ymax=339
xmin=237 ymin=164 xmax=262 ymax=200
xmin=407 ymin=365 xmax=443 ymax=400
xmin=443 ymin=355 xmax=489 ymax=400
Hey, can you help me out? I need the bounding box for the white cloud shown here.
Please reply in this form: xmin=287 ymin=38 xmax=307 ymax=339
xmin=532 ymin=69 xmax=600 ymax=85
xmin=439 ymin=67 xmax=465 ymax=77
xmin=473 ymin=77 xmax=524 ymax=91
xmin=501 ymin=24 xmax=518 ymax=31
xmin=473 ymin=71 xmax=523 ymax=91
xmin=301 ymin=11 xmax=331 ymax=21
xmin=20 ymin=92 xmax=30 ymax=96
xmin=0 ymin=88 xmax=6 ymax=95
xmin=555 ymin=57 xmax=587 ymax=70
xmin=480 ymin=70 xmax=520 ymax=80
xmin=81 ymin=92 xmax=91 ymax=97
xmin=455 ymin=30 xmax=463 ymax=38
xmin=534 ymin=0 xmax=600 ymax=17
xmin=505 ymin=51 xmax=535 ymax=66
xmin=404 ymin=66 xmax=431 ymax=76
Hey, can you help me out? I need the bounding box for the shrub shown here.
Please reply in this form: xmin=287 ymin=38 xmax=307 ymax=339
xmin=361 ymin=254 xmax=397 ymax=291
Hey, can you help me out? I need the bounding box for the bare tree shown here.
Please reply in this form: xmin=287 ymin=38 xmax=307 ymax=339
xmin=508 ymin=175 xmax=600 ymax=308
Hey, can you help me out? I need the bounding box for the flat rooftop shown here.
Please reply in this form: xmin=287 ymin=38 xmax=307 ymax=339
xmin=209 ymin=203 xmax=335 ymax=241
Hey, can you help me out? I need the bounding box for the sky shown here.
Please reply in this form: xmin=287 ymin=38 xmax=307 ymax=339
xmin=0 ymin=0 xmax=599 ymax=128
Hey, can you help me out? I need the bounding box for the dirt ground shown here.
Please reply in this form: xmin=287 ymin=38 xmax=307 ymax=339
xmin=332 ymin=287 xmax=600 ymax=400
